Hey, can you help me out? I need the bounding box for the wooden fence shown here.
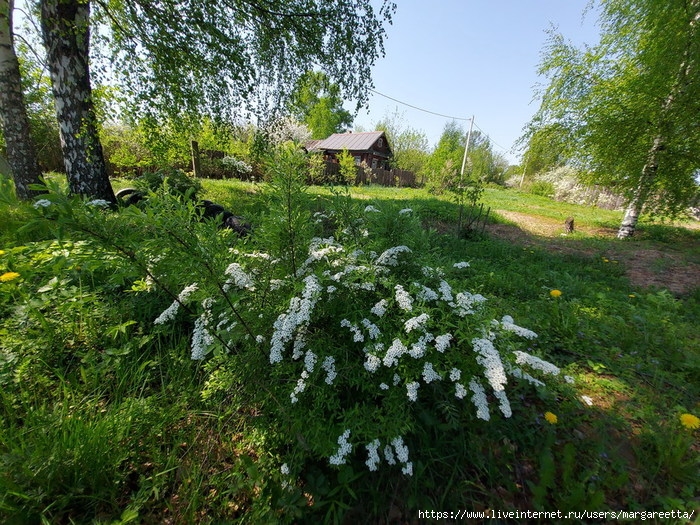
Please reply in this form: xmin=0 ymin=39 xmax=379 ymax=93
xmin=321 ymin=161 xmax=418 ymax=187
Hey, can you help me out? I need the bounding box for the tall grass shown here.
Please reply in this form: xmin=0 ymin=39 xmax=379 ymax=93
xmin=1 ymin=174 xmax=698 ymax=523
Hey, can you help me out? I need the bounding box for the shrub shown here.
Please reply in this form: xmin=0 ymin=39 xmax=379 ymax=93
xmin=133 ymin=168 xmax=203 ymax=200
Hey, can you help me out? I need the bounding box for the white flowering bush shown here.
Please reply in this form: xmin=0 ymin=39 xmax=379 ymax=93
xmin=148 ymin=202 xmax=569 ymax=479
xmin=221 ymin=156 xmax=253 ymax=178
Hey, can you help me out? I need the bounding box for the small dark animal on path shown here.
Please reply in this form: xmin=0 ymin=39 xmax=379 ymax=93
xmin=564 ymin=216 xmax=575 ymax=234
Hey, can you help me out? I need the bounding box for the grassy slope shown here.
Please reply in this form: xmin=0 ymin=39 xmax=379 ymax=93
xmin=1 ymin=179 xmax=698 ymax=522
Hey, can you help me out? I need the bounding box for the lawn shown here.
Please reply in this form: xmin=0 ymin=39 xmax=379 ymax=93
xmin=1 ymin=174 xmax=698 ymax=523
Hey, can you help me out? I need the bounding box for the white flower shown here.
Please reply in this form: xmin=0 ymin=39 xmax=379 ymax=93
xmin=394 ymin=285 xmax=413 ymax=311
xmin=434 ymin=333 xmax=453 ymax=353
xmin=361 ymin=318 xmax=381 ymax=340
xmin=415 ymin=284 xmax=439 ymax=302
xmin=364 ymin=353 xmax=381 ymax=373
xmin=512 ymin=350 xmax=561 ymax=376
xmin=581 ymin=395 xmax=593 ymax=406
xmin=86 ymin=199 xmax=111 ymax=208
xmin=451 ymin=292 xmax=487 ymax=316
xmin=404 ymin=313 xmax=429 ymax=333
xmin=329 ymin=429 xmax=352 ymax=465
xmin=406 ymin=381 xmax=420 ymax=401
xmin=454 ymin=383 xmax=467 ymax=399
xmin=398 ymin=208 xmax=412 ymax=215
xmin=422 ymin=362 xmax=441 ymax=383
xmin=379 ymin=382 xmax=389 ymax=390
xmin=391 ymin=436 xmax=410 ymax=463
xmin=290 ymin=371 xmax=308 ymax=403
xmin=304 ymin=350 xmax=317 ymax=373
xmin=437 ymin=280 xmax=453 ymax=302
xmin=499 ymin=315 xmax=538 ymax=340
xmin=408 ymin=335 xmax=429 ymax=359
xmin=269 ymin=279 xmax=285 ymax=291
xmin=383 ymin=338 xmax=407 ymax=368
xmin=280 ymin=463 xmax=290 ymax=475
xmin=322 ymin=356 xmax=337 ymax=385
xmin=509 ymin=367 xmax=545 ymax=387
xmin=223 ymin=263 xmax=255 ymax=291
xmin=364 ymin=205 xmax=381 ymax=213
xmin=256 ymin=335 xmax=265 ymax=344
xmin=191 ymin=304 xmax=214 ymax=360
xmin=154 ymin=283 xmax=198 ymax=325
xmin=564 ymin=375 xmax=575 ymax=384
xmin=341 ymin=319 xmax=364 ymax=342
xmin=384 ymin=445 xmax=396 ymax=465
xmin=393 ymin=373 xmax=401 ymax=386
xmin=453 ymin=261 xmax=470 ymax=269
xmin=365 ymin=439 xmax=381 ymax=471
xmin=370 ymin=299 xmax=388 ymax=317
xmin=494 ymin=389 xmax=512 ymax=418
xmin=376 ymin=246 xmax=412 ymax=267
xmin=473 ymin=338 xmax=507 ymax=392
xmin=33 ymin=199 xmax=52 ymax=209
xmin=449 ymin=368 xmax=462 ymax=382
xmin=469 ymin=378 xmax=490 ymax=421
xmin=269 ymin=275 xmax=322 ymax=364
xmin=402 ymin=462 xmax=413 ymax=476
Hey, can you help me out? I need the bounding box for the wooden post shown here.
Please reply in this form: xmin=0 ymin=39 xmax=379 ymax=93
xmin=190 ymin=140 xmax=201 ymax=177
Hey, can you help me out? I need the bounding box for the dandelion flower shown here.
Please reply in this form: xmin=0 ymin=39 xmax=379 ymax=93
xmin=544 ymin=411 xmax=558 ymax=424
xmin=0 ymin=272 xmax=20 ymax=282
xmin=550 ymin=289 xmax=562 ymax=298
xmin=680 ymin=413 xmax=700 ymax=430
xmin=0 ymin=250 xmax=5 ymax=256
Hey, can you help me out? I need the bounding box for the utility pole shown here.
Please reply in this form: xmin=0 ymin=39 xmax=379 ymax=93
xmin=519 ymin=150 xmax=529 ymax=188
xmin=457 ymin=116 xmax=474 ymax=232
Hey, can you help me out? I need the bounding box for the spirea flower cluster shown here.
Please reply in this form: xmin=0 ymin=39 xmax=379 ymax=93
xmin=158 ymin=220 xmax=568 ymax=477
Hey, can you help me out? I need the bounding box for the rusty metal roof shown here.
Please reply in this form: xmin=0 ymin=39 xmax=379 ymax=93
xmin=308 ymin=131 xmax=389 ymax=152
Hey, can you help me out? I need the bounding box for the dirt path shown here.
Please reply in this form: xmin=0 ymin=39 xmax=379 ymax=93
xmin=487 ymin=210 xmax=700 ymax=296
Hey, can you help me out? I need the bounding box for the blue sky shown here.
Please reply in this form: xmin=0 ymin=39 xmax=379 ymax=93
xmin=351 ymin=1 xmax=602 ymax=164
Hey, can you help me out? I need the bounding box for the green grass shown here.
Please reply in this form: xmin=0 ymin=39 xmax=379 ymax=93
xmin=1 ymin=177 xmax=699 ymax=523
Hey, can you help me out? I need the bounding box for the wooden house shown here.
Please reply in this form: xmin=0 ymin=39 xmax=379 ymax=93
xmin=306 ymin=131 xmax=393 ymax=170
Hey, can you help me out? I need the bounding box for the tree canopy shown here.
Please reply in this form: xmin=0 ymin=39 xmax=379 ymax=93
xmin=286 ymin=71 xmax=353 ymax=139
xmin=102 ymin=0 xmax=395 ymax=124
xmin=7 ymin=0 xmax=395 ymax=201
xmin=531 ymin=0 xmax=700 ymax=237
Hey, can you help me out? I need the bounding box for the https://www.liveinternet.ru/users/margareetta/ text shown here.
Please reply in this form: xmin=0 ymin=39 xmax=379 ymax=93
xmin=417 ymin=509 xmax=696 ymax=521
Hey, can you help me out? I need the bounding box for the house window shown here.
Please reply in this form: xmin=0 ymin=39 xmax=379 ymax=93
xmin=354 ymin=156 xmax=361 ymax=165
xmin=377 ymin=138 xmax=383 ymax=148
xmin=372 ymin=158 xmax=378 ymax=169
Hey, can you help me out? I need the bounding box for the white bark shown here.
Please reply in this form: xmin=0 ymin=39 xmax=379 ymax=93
xmin=0 ymin=0 xmax=42 ymax=200
xmin=40 ymin=0 xmax=115 ymax=203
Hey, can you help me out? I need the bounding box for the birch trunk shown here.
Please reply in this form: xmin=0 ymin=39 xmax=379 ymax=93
xmin=40 ymin=0 xmax=115 ymax=203
xmin=0 ymin=0 xmax=43 ymax=200
xmin=617 ymin=137 xmax=662 ymax=239
xmin=616 ymin=3 xmax=699 ymax=239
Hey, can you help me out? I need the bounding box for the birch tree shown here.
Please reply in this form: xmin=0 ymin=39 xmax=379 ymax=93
xmin=0 ymin=0 xmax=42 ymax=200
xmin=531 ymin=0 xmax=700 ymax=237
xmin=40 ymin=0 xmax=114 ymax=202
xmin=36 ymin=0 xmax=395 ymax=201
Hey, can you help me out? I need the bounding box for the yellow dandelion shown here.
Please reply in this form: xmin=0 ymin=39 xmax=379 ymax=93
xmin=0 ymin=272 xmax=20 ymax=282
xmin=544 ymin=411 xmax=558 ymax=424
xmin=0 ymin=250 xmax=5 ymax=255
xmin=550 ymin=289 xmax=562 ymax=298
xmin=602 ymin=257 xmax=609 ymax=263
xmin=629 ymin=294 xmax=636 ymax=298
xmin=680 ymin=413 xmax=700 ymax=430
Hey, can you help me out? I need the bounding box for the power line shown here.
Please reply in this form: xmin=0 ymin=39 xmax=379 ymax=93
xmin=368 ymin=88 xmax=512 ymax=154
xmin=368 ymin=88 xmax=472 ymax=122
